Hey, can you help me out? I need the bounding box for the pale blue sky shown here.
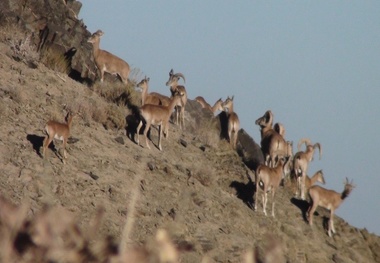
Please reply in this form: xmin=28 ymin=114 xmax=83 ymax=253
xmin=79 ymin=1 xmax=380 ymax=235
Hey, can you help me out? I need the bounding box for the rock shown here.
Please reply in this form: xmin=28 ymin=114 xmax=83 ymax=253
xmin=179 ymin=138 xmax=187 ymax=147
xmin=147 ymin=162 xmax=156 ymax=171
xmin=0 ymin=0 xmax=97 ymax=83
xmin=114 ymin=136 xmax=124 ymax=145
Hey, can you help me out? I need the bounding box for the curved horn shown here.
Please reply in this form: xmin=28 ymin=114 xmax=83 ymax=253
xmin=313 ymin=143 xmax=322 ymax=160
xmin=174 ymin=72 xmax=186 ymax=83
xmin=265 ymin=110 xmax=273 ymax=126
xmin=274 ymin=122 xmax=285 ymax=137
xmin=297 ymin=138 xmax=312 ymax=151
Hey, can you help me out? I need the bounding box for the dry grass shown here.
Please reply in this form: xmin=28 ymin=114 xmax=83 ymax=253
xmin=0 ymin=85 xmax=28 ymax=104
xmin=105 ymin=104 xmax=127 ymax=130
xmin=95 ymin=81 xmax=125 ymax=103
xmin=193 ymin=166 xmax=216 ymax=187
xmin=39 ymin=47 xmax=70 ymax=74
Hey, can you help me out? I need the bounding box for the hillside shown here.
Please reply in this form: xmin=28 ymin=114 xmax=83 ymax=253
xmin=0 ymin=2 xmax=380 ymax=263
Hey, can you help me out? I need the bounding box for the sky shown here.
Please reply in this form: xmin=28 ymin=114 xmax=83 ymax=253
xmin=79 ymin=1 xmax=380 ymax=235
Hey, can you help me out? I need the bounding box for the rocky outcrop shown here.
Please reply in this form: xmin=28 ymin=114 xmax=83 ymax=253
xmin=0 ymin=0 xmax=96 ymax=83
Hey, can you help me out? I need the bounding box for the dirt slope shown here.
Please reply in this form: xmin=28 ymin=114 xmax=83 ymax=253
xmin=0 ymin=34 xmax=379 ymax=263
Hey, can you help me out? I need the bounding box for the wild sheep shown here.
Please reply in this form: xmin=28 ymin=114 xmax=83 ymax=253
xmin=195 ymin=96 xmax=224 ymax=115
xmin=136 ymin=93 xmax=183 ymax=151
xmin=137 ymin=77 xmax=170 ymax=106
xmin=254 ymin=157 xmax=292 ymax=217
xmin=42 ymin=111 xmax=74 ymax=164
xmin=166 ymin=69 xmax=187 ymax=129
xmin=88 ymin=30 xmax=130 ymax=84
xmin=290 ymin=169 xmax=325 ymax=196
xmin=255 ymin=110 xmax=290 ymax=168
xmin=293 ymin=138 xmax=322 ymax=200
xmin=222 ymin=96 xmax=240 ymax=149
xmin=308 ymin=178 xmax=355 ymax=237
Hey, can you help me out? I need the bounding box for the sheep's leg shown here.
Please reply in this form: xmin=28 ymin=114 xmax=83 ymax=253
xmin=42 ymin=135 xmax=53 ymax=159
xmin=158 ymin=124 xmax=162 ymax=151
xmin=233 ymin=131 xmax=238 ymax=149
xmin=330 ymin=210 xmax=336 ymax=235
xmin=271 ymin=191 xmax=275 ymax=217
xmin=143 ymin=122 xmax=152 ymax=150
xmin=62 ymin=139 xmax=67 ymax=164
xmin=308 ymin=202 xmax=318 ymax=226
xmin=180 ymin=106 xmax=185 ymax=129
xmin=136 ymin=121 xmax=143 ymax=145
xmin=263 ymin=192 xmax=267 ymax=216
xmin=301 ymin=172 xmax=306 ymax=200
xmin=295 ymin=175 xmax=301 ymax=197
xmin=254 ymin=180 xmax=259 ymax=211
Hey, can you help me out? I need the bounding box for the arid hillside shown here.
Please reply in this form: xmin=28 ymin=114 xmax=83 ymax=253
xmin=0 ymin=2 xmax=380 ymax=263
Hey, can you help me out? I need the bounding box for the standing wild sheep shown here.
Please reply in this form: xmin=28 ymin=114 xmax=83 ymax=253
xmin=42 ymin=111 xmax=74 ymax=164
xmin=308 ymin=178 xmax=355 ymax=237
xmin=255 ymin=157 xmax=292 ymax=217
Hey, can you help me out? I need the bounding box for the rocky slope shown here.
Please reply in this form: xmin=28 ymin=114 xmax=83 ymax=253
xmin=0 ymin=1 xmax=379 ymax=262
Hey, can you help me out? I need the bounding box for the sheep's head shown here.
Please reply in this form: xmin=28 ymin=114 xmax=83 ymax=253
xmin=88 ymin=30 xmax=104 ymax=43
xmin=137 ymin=76 xmax=149 ymax=88
xmin=166 ymin=69 xmax=185 ymax=87
xmin=255 ymin=110 xmax=273 ymax=129
xmin=222 ymin=96 xmax=234 ymax=112
xmin=342 ymin=178 xmax=355 ymax=199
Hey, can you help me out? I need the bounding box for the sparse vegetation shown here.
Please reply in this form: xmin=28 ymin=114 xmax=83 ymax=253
xmin=0 ymin=22 xmax=39 ymax=67
xmin=0 ymin=5 xmax=379 ymax=263
xmin=95 ymin=81 xmax=139 ymax=106
xmin=105 ymin=104 xmax=126 ymax=130
xmin=40 ymin=47 xmax=70 ymax=74
xmin=1 ymin=85 xmax=28 ymax=104
xmin=192 ymin=166 xmax=215 ymax=186
xmin=195 ymin=118 xmax=220 ymax=148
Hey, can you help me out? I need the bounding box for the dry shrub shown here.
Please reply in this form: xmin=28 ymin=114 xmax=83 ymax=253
xmin=195 ymin=119 xmax=220 ymax=148
xmin=44 ymin=107 xmax=68 ymax=125
xmin=40 ymin=47 xmax=70 ymax=74
xmin=95 ymin=79 xmax=140 ymax=107
xmin=92 ymin=106 xmax=108 ymax=124
xmin=128 ymin=67 xmax=144 ymax=86
xmin=193 ymin=166 xmax=215 ymax=187
xmin=12 ymin=86 xmax=28 ymax=104
xmin=105 ymin=104 xmax=126 ymax=130
xmin=0 ymin=85 xmax=28 ymax=104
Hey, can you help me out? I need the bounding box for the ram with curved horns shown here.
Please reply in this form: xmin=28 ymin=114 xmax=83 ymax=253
xmin=293 ymin=138 xmax=322 ymax=200
xmin=166 ymin=69 xmax=187 ymax=129
xmin=255 ymin=110 xmax=292 ymax=168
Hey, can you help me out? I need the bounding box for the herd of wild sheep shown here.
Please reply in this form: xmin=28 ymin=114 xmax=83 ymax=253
xmin=41 ymin=29 xmax=355 ymax=237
